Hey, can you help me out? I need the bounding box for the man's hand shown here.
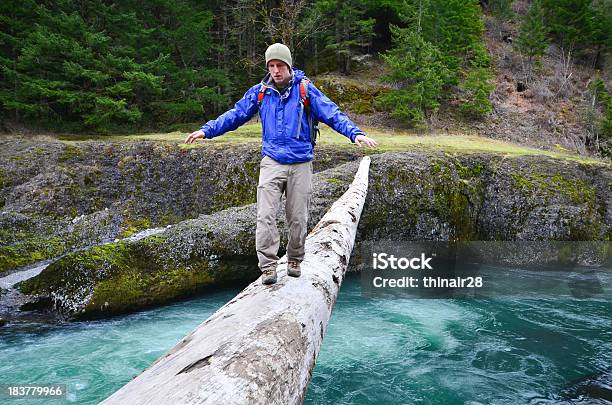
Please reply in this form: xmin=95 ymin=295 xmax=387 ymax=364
xmin=185 ymin=129 xmax=205 ymax=144
xmin=355 ymin=134 xmax=377 ymax=148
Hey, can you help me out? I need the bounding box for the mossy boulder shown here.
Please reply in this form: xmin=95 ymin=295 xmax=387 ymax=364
xmin=361 ymin=153 xmax=610 ymax=242
xmin=314 ymin=75 xmax=390 ymax=114
xmin=17 ymin=236 xmax=256 ymax=319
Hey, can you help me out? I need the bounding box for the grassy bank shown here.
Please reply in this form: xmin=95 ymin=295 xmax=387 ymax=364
xmin=41 ymin=123 xmax=608 ymax=166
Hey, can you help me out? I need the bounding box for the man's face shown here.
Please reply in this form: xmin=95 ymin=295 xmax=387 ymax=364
xmin=267 ymin=60 xmax=292 ymax=87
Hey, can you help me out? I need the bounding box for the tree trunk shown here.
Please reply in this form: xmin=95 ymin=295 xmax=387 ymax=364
xmin=314 ymin=40 xmax=318 ymax=75
xmin=335 ymin=0 xmax=343 ymax=71
xmin=101 ymin=156 xmax=371 ymax=405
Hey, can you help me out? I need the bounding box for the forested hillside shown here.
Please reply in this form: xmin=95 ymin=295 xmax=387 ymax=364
xmin=0 ymin=0 xmax=609 ymax=155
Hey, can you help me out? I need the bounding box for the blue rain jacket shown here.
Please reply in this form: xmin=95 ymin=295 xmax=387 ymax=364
xmin=200 ymin=68 xmax=364 ymax=164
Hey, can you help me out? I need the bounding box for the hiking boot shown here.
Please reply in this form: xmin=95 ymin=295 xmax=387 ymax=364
xmin=287 ymin=260 xmax=301 ymax=277
xmin=261 ymin=266 xmax=277 ymax=285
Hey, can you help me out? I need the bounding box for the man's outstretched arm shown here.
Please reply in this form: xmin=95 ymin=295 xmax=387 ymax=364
xmin=185 ymin=85 xmax=259 ymax=144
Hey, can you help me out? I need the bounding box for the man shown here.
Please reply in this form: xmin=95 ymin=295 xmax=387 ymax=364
xmin=185 ymin=43 xmax=377 ymax=285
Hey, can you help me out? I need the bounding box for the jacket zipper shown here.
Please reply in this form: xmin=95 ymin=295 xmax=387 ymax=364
xmin=296 ymin=101 xmax=304 ymax=140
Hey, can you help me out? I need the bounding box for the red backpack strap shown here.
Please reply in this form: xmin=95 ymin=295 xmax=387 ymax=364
xmin=258 ymin=84 xmax=268 ymax=106
xmin=300 ymin=78 xmax=310 ymax=109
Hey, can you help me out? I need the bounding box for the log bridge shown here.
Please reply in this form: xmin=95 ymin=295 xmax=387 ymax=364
xmin=101 ymin=156 xmax=371 ymax=405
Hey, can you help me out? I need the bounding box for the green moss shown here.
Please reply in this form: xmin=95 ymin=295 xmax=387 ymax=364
xmin=508 ymin=168 xmax=604 ymax=239
xmin=385 ymin=165 xmax=413 ymax=185
xmin=362 ymin=200 xmax=391 ymax=233
xmin=83 ymin=265 xmax=215 ymax=317
xmin=17 ymin=232 xmax=253 ymax=319
xmin=512 ymin=173 xmax=534 ymax=192
xmin=0 ymin=168 xmax=6 ymax=189
xmin=567 ymin=216 xmax=602 ymax=240
xmin=243 ymin=160 xmax=259 ymax=179
xmin=0 ymin=236 xmax=65 ymax=274
xmin=133 ymin=162 xmax=145 ymax=182
xmin=363 ymin=160 xmax=485 ymax=241
xmin=550 ymin=173 xmax=597 ymax=205
xmin=59 ymin=145 xmax=83 ymax=162
xmin=212 ymin=162 xmax=258 ymax=210
xmin=18 ymin=241 xmax=134 ymax=295
xmin=88 ymin=271 xmax=146 ymax=310
xmin=119 ymin=215 xmax=152 ymax=238
xmin=432 ymin=187 xmax=476 ymax=240
xmin=512 ymin=172 xmax=597 ymax=206
xmin=86 ymin=243 xmax=133 ymax=268
xmin=158 ymin=211 xmax=182 ymax=226
xmin=430 ymin=161 xmax=442 ymax=175
xmin=325 ymin=177 xmax=344 ymax=186
xmin=315 ymin=76 xmax=388 ymax=114
xmin=83 ymin=174 xmax=94 ymax=186
xmin=457 ymin=162 xmax=484 ymax=179
xmin=192 ymin=168 xmax=203 ymax=196
xmin=430 ymin=161 xmax=484 ymax=240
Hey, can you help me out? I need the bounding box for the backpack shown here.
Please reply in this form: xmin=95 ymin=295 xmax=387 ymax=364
xmin=257 ymin=78 xmax=320 ymax=147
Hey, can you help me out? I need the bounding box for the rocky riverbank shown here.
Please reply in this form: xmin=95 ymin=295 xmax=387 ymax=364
xmin=0 ymin=138 xmax=362 ymax=274
xmin=0 ymin=138 xmax=609 ymax=321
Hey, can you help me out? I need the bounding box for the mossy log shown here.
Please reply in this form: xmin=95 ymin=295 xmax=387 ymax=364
xmin=100 ymin=157 xmax=371 ymax=405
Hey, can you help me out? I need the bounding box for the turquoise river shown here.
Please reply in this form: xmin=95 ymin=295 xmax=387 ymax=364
xmin=0 ymin=272 xmax=610 ymax=404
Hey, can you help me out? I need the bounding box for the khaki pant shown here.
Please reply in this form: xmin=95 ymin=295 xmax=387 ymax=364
xmin=256 ymin=156 xmax=312 ymax=270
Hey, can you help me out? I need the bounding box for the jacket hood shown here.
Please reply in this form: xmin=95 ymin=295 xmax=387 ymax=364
xmin=261 ymin=68 xmax=306 ymax=87
xmin=292 ymin=68 xmax=306 ymax=81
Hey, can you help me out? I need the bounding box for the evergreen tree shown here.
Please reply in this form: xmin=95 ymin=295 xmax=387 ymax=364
xmin=0 ymin=0 xmax=42 ymax=124
xmin=515 ymin=0 xmax=549 ymax=63
xmin=0 ymin=0 xmax=505 ymax=133
xmin=459 ymin=67 xmax=495 ymax=118
xmin=541 ymin=0 xmax=596 ymax=54
xmin=316 ymin=0 xmax=376 ymax=73
xmin=0 ymin=0 xmax=230 ymax=132
xmin=589 ymin=0 xmax=612 ymax=67
xmin=376 ymin=25 xmax=447 ymax=127
xmin=489 ymin=0 xmax=514 ymax=22
xmin=377 ymin=0 xmax=494 ymax=125
xmin=419 ymin=0 xmax=488 ymax=75
xmin=8 ymin=2 xmax=151 ymax=130
xmin=588 ymin=77 xmax=612 ymax=156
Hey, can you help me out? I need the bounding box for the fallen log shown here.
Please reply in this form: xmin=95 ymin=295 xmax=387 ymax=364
xmin=101 ymin=156 xmax=371 ymax=405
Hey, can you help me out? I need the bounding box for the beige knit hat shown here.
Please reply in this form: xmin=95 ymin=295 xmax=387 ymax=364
xmin=265 ymin=43 xmax=292 ymax=69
